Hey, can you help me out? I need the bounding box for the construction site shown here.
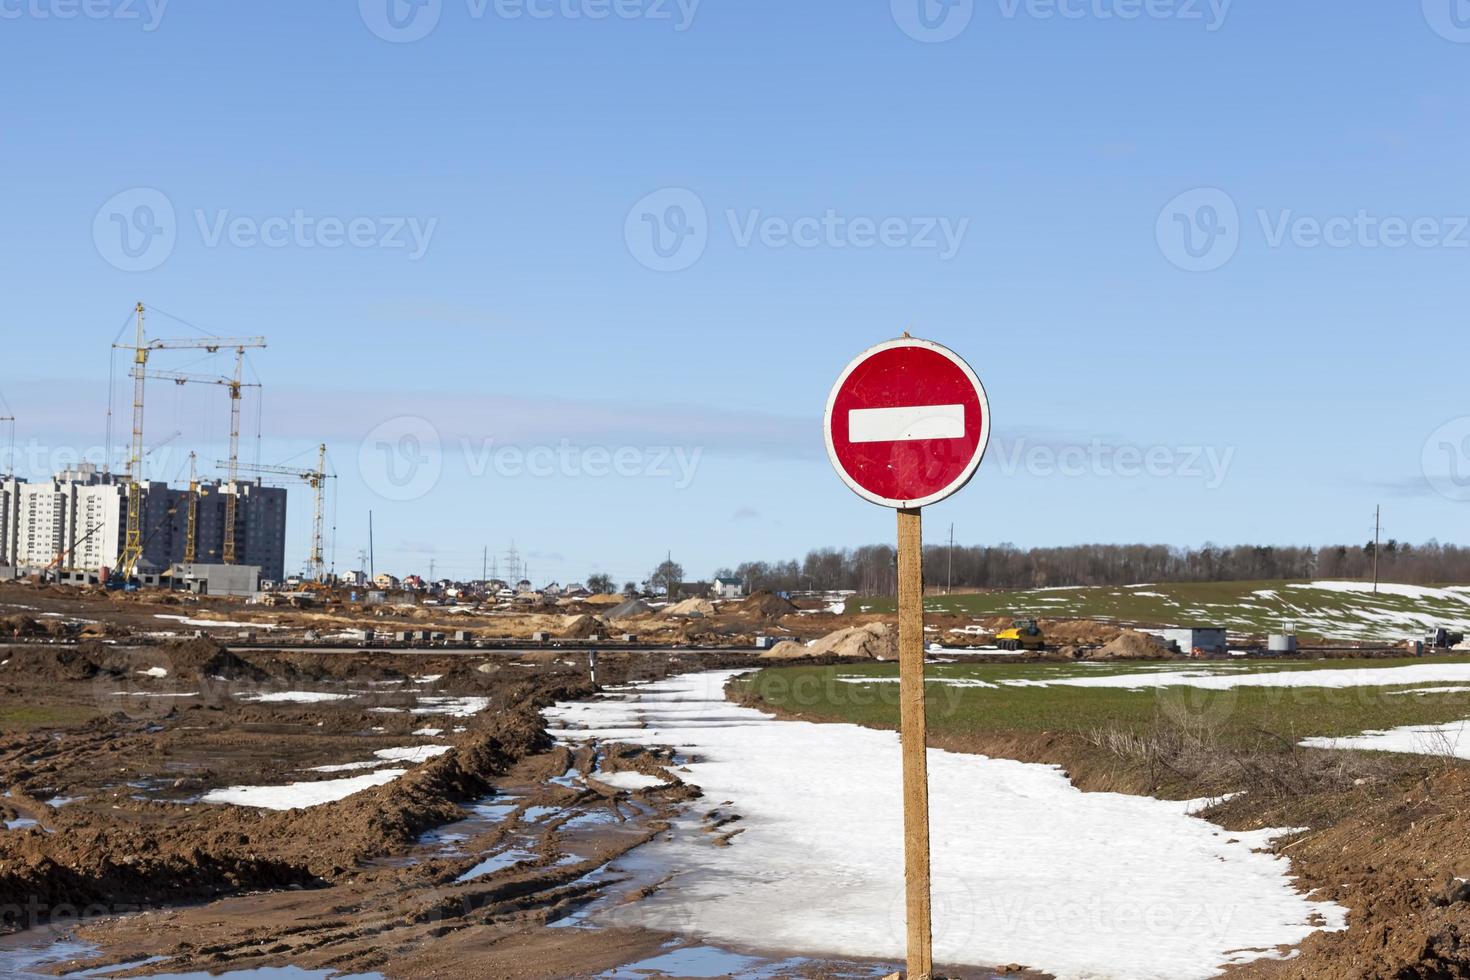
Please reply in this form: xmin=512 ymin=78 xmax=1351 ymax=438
xmin=0 ymin=304 xmax=333 ymax=596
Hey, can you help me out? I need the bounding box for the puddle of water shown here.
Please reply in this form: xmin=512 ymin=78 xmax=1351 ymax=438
xmin=521 ymin=805 xmax=560 ymax=823
xmin=455 ymin=848 xmax=537 ymax=882
xmin=549 ymin=767 xmax=584 ymax=789
xmin=0 ymin=934 xmax=95 ymax=978
xmin=71 ymin=955 xmax=169 ymax=976
xmin=596 ymin=944 xmax=885 ymax=979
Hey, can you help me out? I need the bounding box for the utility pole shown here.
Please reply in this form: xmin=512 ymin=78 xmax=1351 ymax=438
xmin=1373 ymin=505 xmax=1381 ymax=594
xmin=947 ymin=522 xmax=955 ymax=595
xmin=429 ymin=557 xmax=436 ymax=582
xmin=368 ymin=510 xmax=375 ymax=581
xmin=482 ymin=545 xmax=488 ymax=583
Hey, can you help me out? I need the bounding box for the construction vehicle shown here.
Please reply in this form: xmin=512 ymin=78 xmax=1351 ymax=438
xmin=996 ymin=618 xmax=1045 ymax=652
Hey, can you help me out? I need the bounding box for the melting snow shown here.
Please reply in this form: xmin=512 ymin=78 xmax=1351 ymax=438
xmin=591 ymin=770 xmax=669 ymax=791
xmin=202 ymin=769 xmax=407 ymax=810
xmin=545 ymin=671 xmax=1344 ymax=980
xmin=241 ymin=692 xmax=354 ymax=704
xmin=1000 ymin=663 xmax=1470 ymax=692
xmin=1301 ymin=721 xmax=1470 ymax=760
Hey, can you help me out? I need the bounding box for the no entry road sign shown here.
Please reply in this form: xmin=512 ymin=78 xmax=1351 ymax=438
xmin=824 ymin=337 xmax=991 ymax=510
xmin=825 ymin=335 xmax=990 ymax=980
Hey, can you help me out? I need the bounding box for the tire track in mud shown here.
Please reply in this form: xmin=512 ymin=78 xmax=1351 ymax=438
xmin=1 ymin=647 xmax=758 ymax=978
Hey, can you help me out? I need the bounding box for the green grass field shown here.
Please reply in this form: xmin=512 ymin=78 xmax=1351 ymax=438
xmin=0 ymin=704 xmax=100 ymax=732
xmin=854 ymin=580 xmax=1470 ymax=642
xmin=733 ymin=656 xmax=1470 ymax=749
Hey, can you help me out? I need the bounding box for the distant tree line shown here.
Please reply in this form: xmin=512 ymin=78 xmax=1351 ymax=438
xmin=714 ymin=541 xmax=1470 ymax=595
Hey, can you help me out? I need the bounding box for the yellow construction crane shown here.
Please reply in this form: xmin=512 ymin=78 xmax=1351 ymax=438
xmin=110 ymin=302 xmax=266 ymax=584
xmin=217 ymin=444 xmax=334 ymax=582
xmin=184 ymin=452 xmax=201 ymax=565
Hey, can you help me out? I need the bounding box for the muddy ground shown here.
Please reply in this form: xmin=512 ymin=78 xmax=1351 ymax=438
xmin=0 ymin=640 xmax=973 ymax=978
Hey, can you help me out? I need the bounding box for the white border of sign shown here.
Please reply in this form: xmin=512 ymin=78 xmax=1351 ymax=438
xmin=824 ymin=337 xmax=992 ymax=510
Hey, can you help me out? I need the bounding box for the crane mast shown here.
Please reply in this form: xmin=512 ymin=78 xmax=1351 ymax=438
xmin=185 ymin=452 xmax=200 ymax=565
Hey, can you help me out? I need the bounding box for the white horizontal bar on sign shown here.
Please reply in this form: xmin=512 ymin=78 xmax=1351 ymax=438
xmin=848 ymin=404 xmax=965 ymax=444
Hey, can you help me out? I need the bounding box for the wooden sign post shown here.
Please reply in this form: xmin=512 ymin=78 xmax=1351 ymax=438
xmin=824 ymin=337 xmax=991 ymax=980
xmin=897 ymin=507 xmax=933 ymax=978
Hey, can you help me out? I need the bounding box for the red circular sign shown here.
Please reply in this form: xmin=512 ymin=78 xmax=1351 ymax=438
xmin=824 ymin=338 xmax=991 ymax=509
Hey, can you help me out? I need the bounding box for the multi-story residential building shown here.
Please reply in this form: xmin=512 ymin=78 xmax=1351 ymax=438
xmin=0 ymin=465 xmax=286 ymax=584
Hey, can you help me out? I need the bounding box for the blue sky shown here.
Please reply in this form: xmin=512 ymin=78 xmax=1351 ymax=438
xmin=2 ymin=1 xmax=1468 ymax=584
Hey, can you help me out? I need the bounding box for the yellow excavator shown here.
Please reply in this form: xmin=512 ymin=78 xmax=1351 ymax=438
xmin=996 ymin=618 xmax=1045 ymax=652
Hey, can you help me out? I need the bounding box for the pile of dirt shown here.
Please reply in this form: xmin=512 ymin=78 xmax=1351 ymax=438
xmin=77 ymin=621 xmax=130 ymax=640
xmin=1 ymin=615 xmax=68 ymax=639
xmin=662 ymin=597 xmax=716 ymax=619
xmin=1089 ymin=629 xmax=1172 ymax=660
xmin=159 ymin=638 xmax=269 ymax=681
xmin=763 ymin=623 xmax=897 ymax=661
xmin=738 ymin=591 xmax=798 ymax=620
xmin=560 ymin=615 xmax=607 ymax=640
xmin=606 ymin=598 xmax=654 ymax=622
xmin=582 ymin=593 xmax=626 ymax=607
xmin=0 ymin=644 xmax=108 ymax=681
xmin=1042 ymin=620 xmax=1123 ymax=646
